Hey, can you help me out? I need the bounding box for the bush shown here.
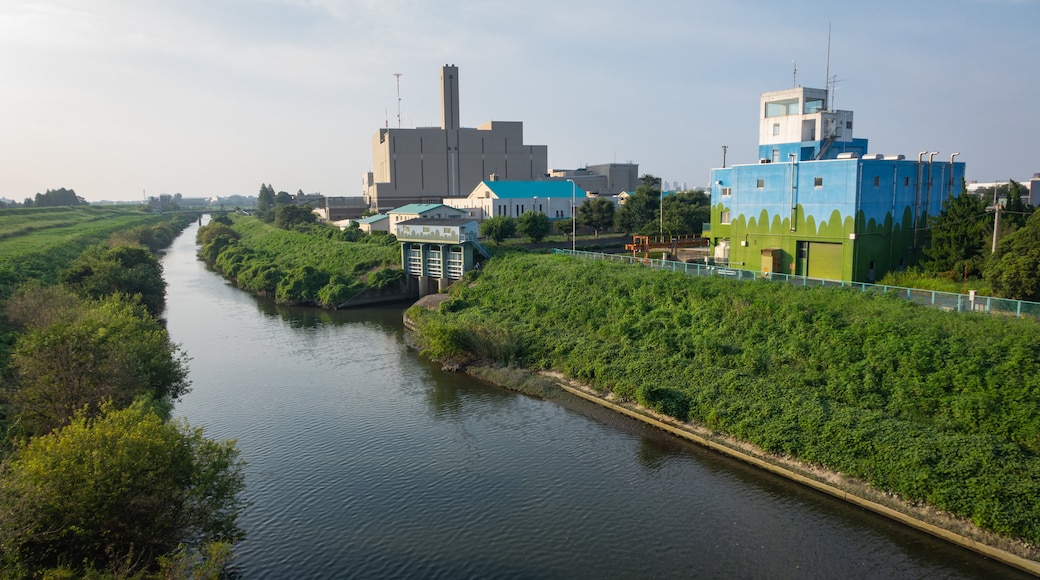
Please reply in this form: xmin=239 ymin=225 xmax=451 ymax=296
xmin=0 ymin=400 xmax=245 ymax=576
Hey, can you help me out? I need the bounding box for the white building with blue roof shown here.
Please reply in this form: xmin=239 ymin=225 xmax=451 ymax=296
xmin=387 ymin=203 xmax=466 ymax=230
xmin=444 ymin=179 xmax=587 ymax=221
xmin=355 ymin=213 xmax=389 ymax=233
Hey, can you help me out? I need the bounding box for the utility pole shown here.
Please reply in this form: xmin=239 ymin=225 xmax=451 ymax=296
xmin=991 ymin=188 xmax=1002 ymax=253
xmin=722 ymin=145 xmax=728 ymax=169
xmin=659 ymin=177 xmax=664 ymax=239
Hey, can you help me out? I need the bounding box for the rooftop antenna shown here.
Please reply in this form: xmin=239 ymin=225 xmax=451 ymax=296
xmin=393 ymin=73 xmax=403 ymax=128
xmin=829 ymin=75 xmax=845 ymax=109
xmin=792 ymin=59 xmax=797 ymax=87
xmin=824 ymin=23 xmax=831 ymax=108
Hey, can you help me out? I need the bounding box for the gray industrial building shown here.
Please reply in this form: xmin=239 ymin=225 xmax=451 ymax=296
xmin=363 ymin=65 xmax=548 ymax=212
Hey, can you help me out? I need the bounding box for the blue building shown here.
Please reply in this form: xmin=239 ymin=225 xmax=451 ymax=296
xmin=707 ymin=86 xmax=965 ymax=282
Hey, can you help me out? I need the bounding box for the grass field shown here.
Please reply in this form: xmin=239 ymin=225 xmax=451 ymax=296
xmin=0 ymin=206 xmax=171 ymax=298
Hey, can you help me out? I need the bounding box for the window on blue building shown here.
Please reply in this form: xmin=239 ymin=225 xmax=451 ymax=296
xmin=814 ymin=177 xmax=823 ymax=187
xmin=873 ymin=176 xmax=880 ymax=187
xmin=757 ymin=179 xmax=765 ymax=189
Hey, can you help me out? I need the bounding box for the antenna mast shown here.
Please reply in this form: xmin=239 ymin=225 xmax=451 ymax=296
xmin=824 ymin=23 xmax=831 ymax=109
xmin=792 ymin=60 xmax=797 ymax=87
xmin=393 ymin=73 xmax=403 ymax=129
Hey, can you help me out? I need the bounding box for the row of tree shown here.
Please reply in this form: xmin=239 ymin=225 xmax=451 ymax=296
xmin=256 ymin=183 xmax=319 ymax=229
xmin=1 ymin=187 xmax=88 ymax=208
xmin=920 ymin=180 xmax=1039 ymax=300
xmin=477 ymin=175 xmax=710 ymax=244
xmin=0 ymin=217 xmax=246 ymax=577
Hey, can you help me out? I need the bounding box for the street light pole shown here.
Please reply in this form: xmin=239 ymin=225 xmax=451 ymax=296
xmin=567 ymin=179 xmax=576 ymax=252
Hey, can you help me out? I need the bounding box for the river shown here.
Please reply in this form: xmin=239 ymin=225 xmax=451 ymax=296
xmin=162 ymin=221 xmax=1028 ymax=579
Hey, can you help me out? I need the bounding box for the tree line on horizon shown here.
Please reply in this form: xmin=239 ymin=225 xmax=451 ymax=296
xmin=893 ymin=178 xmax=1040 ymax=301
xmin=0 ymin=187 xmax=88 ymax=208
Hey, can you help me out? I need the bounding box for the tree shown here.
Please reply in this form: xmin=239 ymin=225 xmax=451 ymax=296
xmin=0 ymin=400 xmax=245 ymax=576
xmin=275 ymin=190 xmax=293 ymax=206
xmin=516 ymin=210 xmax=551 ymax=243
xmin=922 ymin=191 xmax=991 ymax=277
xmin=985 ymin=209 xmax=1040 ymax=301
xmin=274 ymin=204 xmax=317 ymax=230
xmin=614 ymin=190 xmax=659 ymax=234
xmin=479 ymin=216 xmax=516 ymax=244
xmin=257 ymin=184 xmax=275 ymax=214
xmin=576 ymin=197 xmax=616 ymax=237
xmin=60 ymin=243 xmax=167 ymax=317
xmin=7 ymin=292 xmax=190 ymax=436
xmin=615 ymin=175 xmax=665 ymax=235
xmin=32 ymin=188 xmax=86 ymax=207
xmin=661 ymin=189 xmax=710 ymax=235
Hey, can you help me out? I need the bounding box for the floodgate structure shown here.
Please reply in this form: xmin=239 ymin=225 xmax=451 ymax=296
xmin=706 ymin=86 xmax=966 ymax=283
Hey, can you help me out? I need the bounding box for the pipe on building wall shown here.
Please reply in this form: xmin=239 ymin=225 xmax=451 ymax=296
xmin=925 ymin=151 xmax=939 ymax=219
xmin=913 ymin=151 xmax=927 ymax=249
xmin=949 ymin=152 xmax=960 ymax=195
xmin=789 ymin=154 xmax=798 ymax=231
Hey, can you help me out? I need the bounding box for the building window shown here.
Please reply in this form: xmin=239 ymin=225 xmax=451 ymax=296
xmin=721 ymin=187 xmax=732 ymax=197
xmin=814 ymin=177 xmax=823 ymax=188
xmin=772 ymin=123 xmax=780 ymax=136
xmin=772 ymin=149 xmax=780 ymax=163
xmin=720 ymin=210 xmax=731 ymax=224
xmin=904 ymin=176 xmax=911 ymax=187
xmin=873 ymin=176 xmax=880 ymax=187
xmin=846 ymin=121 xmax=853 ymax=130
xmin=757 ymin=179 xmax=765 ymax=189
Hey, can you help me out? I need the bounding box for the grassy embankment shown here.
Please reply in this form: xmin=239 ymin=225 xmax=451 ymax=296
xmin=0 ymin=206 xmax=195 ymax=399
xmin=0 ymin=206 xmax=174 ymax=300
xmin=410 ymin=252 xmax=1040 ymax=551
xmin=197 ymin=215 xmax=403 ymax=307
xmin=0 ymin=207 xmax=243 ymax=576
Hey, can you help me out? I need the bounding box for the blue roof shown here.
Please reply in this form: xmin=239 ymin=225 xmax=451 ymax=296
xmin=389 ymin=203 xmax=457 ymax=215
xmin=357 ymin=214 xmax=388 ymax=224
xmin=480 ymin=180 xmax=587 ymax=199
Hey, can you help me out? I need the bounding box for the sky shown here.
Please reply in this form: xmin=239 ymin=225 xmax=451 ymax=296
xmin=2 ymin=0 xmax=1038 ymax=203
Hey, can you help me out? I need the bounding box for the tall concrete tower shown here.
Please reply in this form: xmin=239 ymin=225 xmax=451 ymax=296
xmin=440 ymin=64 xmax=460 ymax=131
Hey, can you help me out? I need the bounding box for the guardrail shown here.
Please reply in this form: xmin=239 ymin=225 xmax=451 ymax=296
xmin=550 ymin=249 xmax=1040 ymax=319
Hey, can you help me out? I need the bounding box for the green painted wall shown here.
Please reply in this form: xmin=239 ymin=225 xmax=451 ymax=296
xmin=710 ymin=203 xmax=920 ymax=282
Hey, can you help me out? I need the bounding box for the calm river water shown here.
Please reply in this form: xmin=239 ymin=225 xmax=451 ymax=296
xmin=162 ymin=221 xmax=1028 ymax=579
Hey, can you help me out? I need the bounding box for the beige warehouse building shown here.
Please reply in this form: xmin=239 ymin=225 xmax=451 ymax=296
xmin=363 ymin=65 xmax=548 ymax=212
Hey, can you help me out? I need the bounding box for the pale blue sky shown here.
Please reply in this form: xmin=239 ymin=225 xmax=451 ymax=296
xmin=2 ymin=0 xmax=1037 ymax=202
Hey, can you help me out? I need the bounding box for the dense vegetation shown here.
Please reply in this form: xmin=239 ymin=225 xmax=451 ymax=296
xmin=197 ymin=214 xmax=402 ymax=307
xmin=916 ymin=182 xmax=1036 ymax=299
xmin=614 ymin=175 xmax=709 ymax=236
xmin=412 ymin=253 xmax=1040 ymax=545
xmin=0 ymin=206 xmax=174 ymax=301
xmin=0 ymin=209 xmax=245 ymax=577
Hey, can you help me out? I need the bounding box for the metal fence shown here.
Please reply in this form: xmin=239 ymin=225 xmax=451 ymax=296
xmin=550 ymin=248 xmax=1040 ymax=320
